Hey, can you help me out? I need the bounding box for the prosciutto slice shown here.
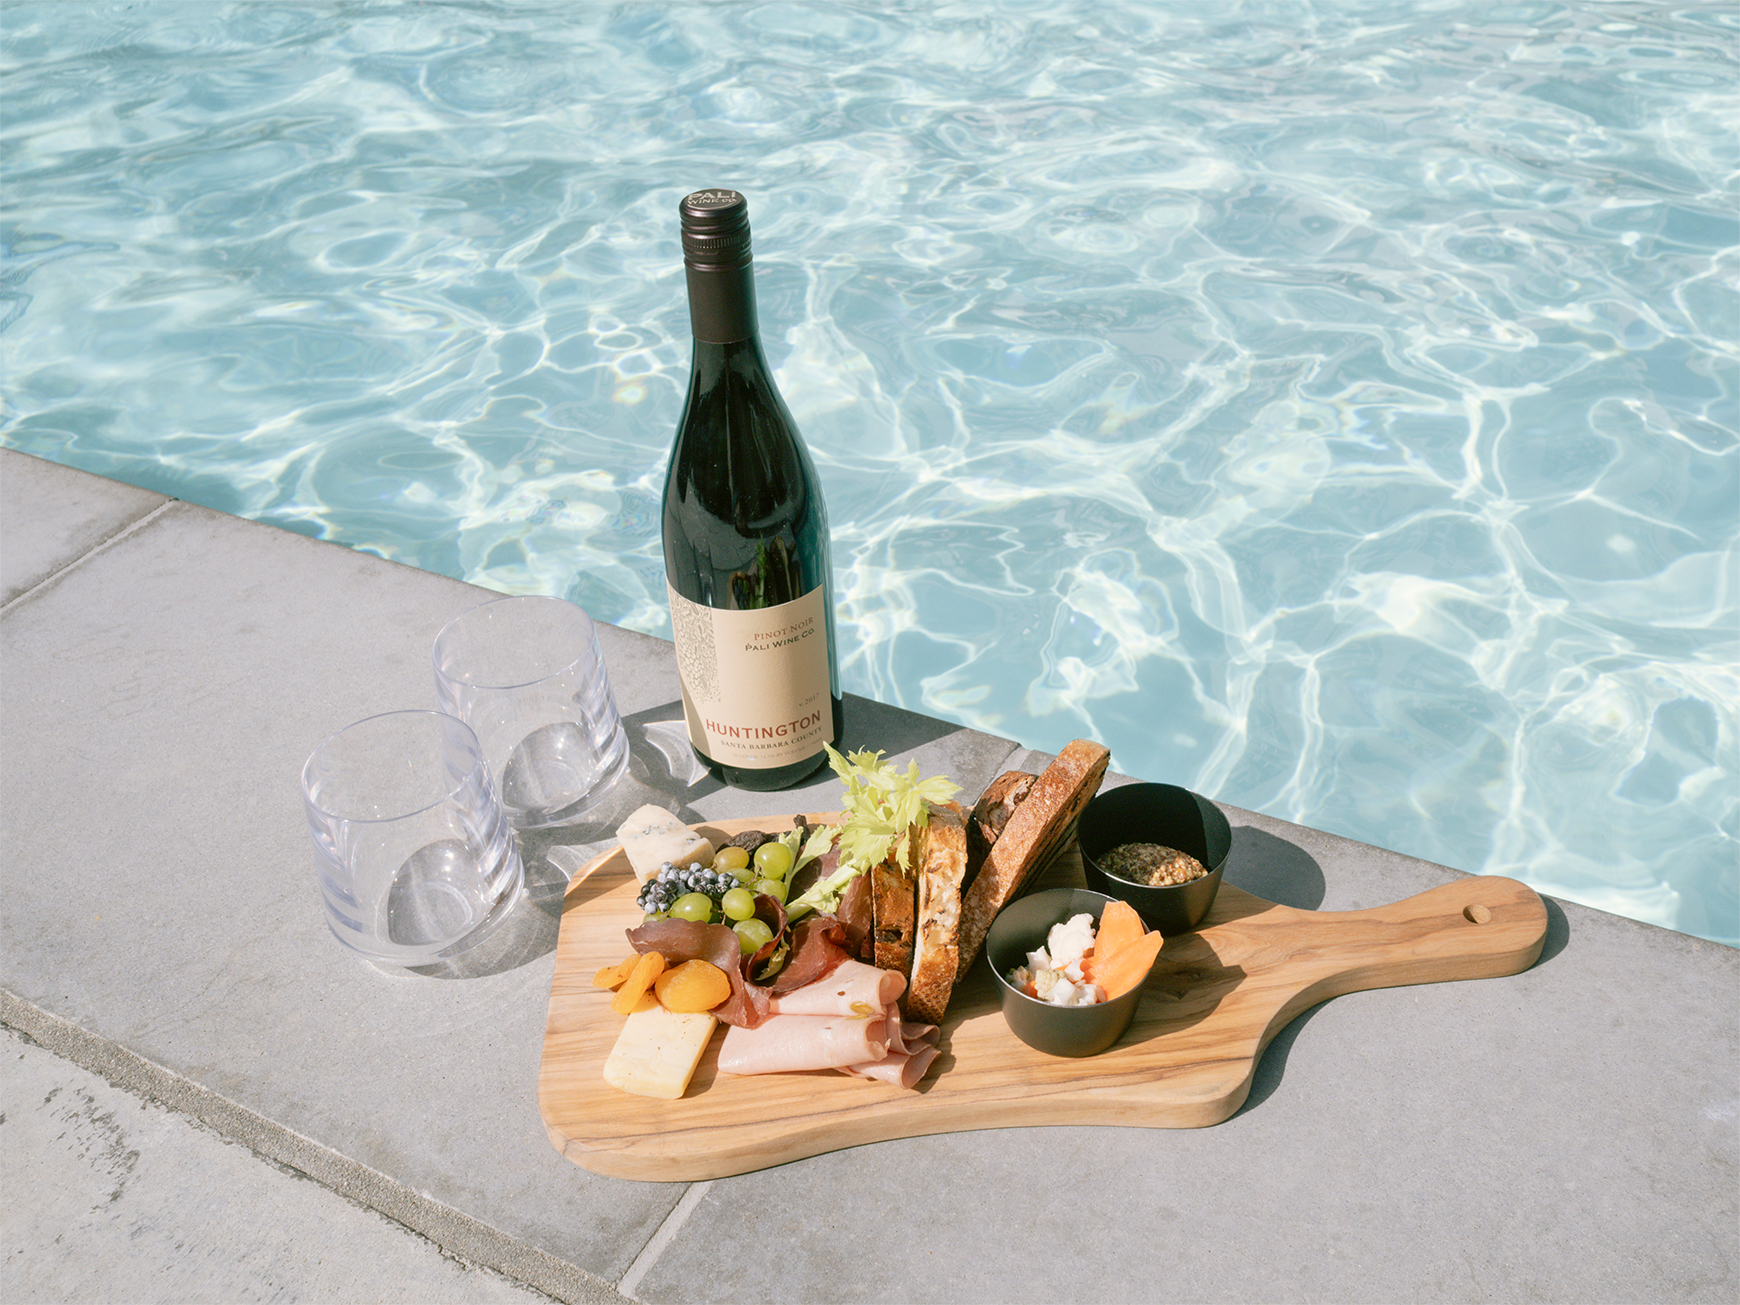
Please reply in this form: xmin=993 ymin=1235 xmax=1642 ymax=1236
xmin=625 ymin=917 xmax=775 ymax=1028
xmin=625 ymin=904 xmax=855 ymax=1029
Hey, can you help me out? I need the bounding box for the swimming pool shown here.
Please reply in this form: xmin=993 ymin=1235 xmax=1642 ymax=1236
xmin=3 ymin=0 xmax=1734 ymax=946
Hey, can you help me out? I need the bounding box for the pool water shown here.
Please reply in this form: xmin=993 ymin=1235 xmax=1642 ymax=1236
xmin=3 ymin=1 xmax=1735 ymax=945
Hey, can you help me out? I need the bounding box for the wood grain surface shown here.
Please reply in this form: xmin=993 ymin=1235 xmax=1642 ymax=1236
xmin=539 ymin=815 xmax=1548 ymax=1182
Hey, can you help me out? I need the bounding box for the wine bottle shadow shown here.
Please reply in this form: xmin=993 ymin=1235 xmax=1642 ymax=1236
xmin=837 ymin=693 xmax=970 ymax=761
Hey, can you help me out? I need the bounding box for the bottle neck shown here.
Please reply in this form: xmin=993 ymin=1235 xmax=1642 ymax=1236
xmin=685 ymin=262 xmax=759 ymax=344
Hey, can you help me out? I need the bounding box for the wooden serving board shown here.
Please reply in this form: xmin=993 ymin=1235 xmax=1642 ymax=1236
xmin=539 ymin=815 xmax=1547 ymax=1182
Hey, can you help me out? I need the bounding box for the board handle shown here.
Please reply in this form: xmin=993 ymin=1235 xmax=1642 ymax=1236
xmin=1262 ymin=874 xmax=1549 ymax=1002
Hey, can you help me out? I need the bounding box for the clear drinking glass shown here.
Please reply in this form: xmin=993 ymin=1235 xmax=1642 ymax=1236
xmin=302 ymin=710 xmax=524 ymax=967
xmin=432 ymin=595 xmax=629 ymax=829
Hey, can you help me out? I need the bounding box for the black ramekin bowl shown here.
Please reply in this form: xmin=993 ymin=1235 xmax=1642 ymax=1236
xmin=1077 ymin=782 xmax=1231 ymax=935
xmin=985 ymin=888 xmax=1150 ymax=1058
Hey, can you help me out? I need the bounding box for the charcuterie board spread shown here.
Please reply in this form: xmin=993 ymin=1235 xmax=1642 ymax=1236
xmin=539 ymin=813 xmax=1548 ymax=1182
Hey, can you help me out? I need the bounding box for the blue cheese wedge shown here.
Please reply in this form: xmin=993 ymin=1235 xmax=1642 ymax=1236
xmin=603 ymin=1006 xmax=718 ymax=1099
xmin=616 ymin=804 xmax=713 ymax=886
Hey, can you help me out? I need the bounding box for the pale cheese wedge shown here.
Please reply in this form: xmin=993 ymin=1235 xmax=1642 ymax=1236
xmin=603 ymin=1005 xmax=718 ymax=1100
xmin=616 ymin=804 xmax=714 ymax=886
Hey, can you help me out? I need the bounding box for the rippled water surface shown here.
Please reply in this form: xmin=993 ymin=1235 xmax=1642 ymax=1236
xmin=3 ymin=1 xmax=1735 ymax=944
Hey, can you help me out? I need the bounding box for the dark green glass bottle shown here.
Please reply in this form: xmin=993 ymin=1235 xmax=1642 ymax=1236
xmin=661 ymin=189 xmax=843 ymax=791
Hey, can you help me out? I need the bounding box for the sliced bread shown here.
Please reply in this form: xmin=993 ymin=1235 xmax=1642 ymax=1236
xmin=966 ymin=769 xmax=1037 ymax=889
xmin=870 ymin=843 xmax=917 ymax=978
xmin=902 ymin=800 xmax=969 ymax=1024
xmin=954 ymin=739 xmax=1111 ymax=979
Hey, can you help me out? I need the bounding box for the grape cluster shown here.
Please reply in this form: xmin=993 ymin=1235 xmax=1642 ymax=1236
xmin=636 ymin=860 xmax=735 ymax=916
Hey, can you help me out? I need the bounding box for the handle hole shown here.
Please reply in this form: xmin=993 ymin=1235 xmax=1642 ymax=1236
xmin=1464 ymin=904 xmax=1492 ymax=924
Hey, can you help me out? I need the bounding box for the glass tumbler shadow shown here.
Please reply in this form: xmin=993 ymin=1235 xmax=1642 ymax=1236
xmin=432 ymin=595 xmax=630 ymax=830
xmin=302 ymin=710 xmax=524 ymax=967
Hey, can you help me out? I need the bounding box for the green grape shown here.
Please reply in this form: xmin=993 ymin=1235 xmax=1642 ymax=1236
xmin=720 ymin=887 xmax=756 ymax=921
xmin=713 ymin=845 xmax=750 ymax=875
xmin=642 ymin=909 xmax=668 ymax=924
xmin=733 ymin=918 xmax=774 ymax=955
xmin=753 ymin=877 xmax=787 ymax=904
xmin=670 ymin=892 xmax=714 ymax=924
xmin=753 ymin=840 xmax=794 ymax=881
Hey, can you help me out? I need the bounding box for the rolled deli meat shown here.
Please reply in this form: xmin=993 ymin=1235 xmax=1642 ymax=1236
xmin=717 ymin=1013 xmax=890 ymax=1075
xmin=766 ymin=959 xmax=905 ymax=1017
xmin=843 ymin=1044 xmax=939 ymax=1090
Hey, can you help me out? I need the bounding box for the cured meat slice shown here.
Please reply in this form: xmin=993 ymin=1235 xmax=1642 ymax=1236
xmin=882 ymin=1010 xmax=938 ymax=1057
xmin=837 ymin=1013 xmax=940 ymax=1088
xmin=767 ymin=959 xmax=906 ymax=1017
xmin=716 ymin=1013 xmax=890 ymax=1075
xmin=839 ymin=1043 xmax=940 ymax=1090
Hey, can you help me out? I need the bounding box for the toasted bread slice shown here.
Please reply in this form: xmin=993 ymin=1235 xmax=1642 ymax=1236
xmin=903 ymin=800 xmax=969 ymax=1024
xmin=955 ymin=739 xmax=1111 ymax=979
xmin=870 ymin=843 xmax=916 ymax=978
xmin=966 ymin=769 xmax=1037 ymax=890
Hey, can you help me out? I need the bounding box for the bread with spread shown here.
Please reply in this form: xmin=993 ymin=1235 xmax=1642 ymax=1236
xmin=902 ymin=799 xmax=969 ymax=1024
xmin=870 ymin=847 xmax=917 ymax=976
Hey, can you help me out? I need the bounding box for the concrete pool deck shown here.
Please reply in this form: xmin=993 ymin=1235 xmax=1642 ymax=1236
xmin=2 ymin=445 xmax=1735 ymax=1304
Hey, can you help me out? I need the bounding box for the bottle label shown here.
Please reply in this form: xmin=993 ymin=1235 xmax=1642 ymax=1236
xmin=667 ymin=582 xmax=834 ymax=769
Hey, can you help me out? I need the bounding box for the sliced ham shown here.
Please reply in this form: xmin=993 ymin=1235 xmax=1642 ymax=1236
xmin=882 ymin=1011 xmax=938 ymax=1057
xmin=715 ymin=963 xmax=942 ymax=1089
xmin=840 ymin=1043 xmax=940 ymax=1090
xmin=717 ymin=1013 xmax=890 ymax=1075
xmin=836 ymin=1011 xmax=940 ymax=1088
xmin=767 ymin=959 xmax=906 ymax=1017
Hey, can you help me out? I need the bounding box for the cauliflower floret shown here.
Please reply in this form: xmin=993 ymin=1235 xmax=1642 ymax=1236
xmin=1045 ymin=913 xmax=1096 ymax=969
xmin=1005 ymin=912 xmax=1109 ymax=1006
xmin=1043 ymin=975 xmax=1107 ymax=1006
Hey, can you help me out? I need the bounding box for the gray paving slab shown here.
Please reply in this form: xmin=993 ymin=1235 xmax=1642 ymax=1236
xmin=0 ymin=448 xmax=167 ymax=604
xmin=3 ymin=447 xmax=1736 ymax=1304
xmin=2 ymin=1026 xmax=557 ymax=1305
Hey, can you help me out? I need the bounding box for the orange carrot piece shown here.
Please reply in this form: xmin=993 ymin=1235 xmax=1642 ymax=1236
xmin=1094 ymin=930 xmax=1164 ymax=1000
xmin=611 ymin=950 xmax=666 ymax=1015
xmin=1095 ymin=900 xmax=1146 ymax=965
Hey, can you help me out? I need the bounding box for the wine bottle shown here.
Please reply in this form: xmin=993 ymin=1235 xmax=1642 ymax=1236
xmin=661 ymin=188 xmax=843 ymax=791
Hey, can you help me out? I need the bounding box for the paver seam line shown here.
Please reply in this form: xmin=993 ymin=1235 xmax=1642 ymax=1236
xmin=0 ymin=988 xmax=626 ymax=1305
xmin=0 ymin=496 xmax=179 ymax=616
xmin=613 ymin=1180 xmax=712 ymax=1302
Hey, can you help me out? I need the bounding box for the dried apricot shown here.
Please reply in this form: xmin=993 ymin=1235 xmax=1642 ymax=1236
xmin=611 ymin=951 xmax=666 ymax=1015
xmin=593 ymin=955 xmax=638 ymax=989
xmin=653 ymin=959 xmax=732 ymax=1013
